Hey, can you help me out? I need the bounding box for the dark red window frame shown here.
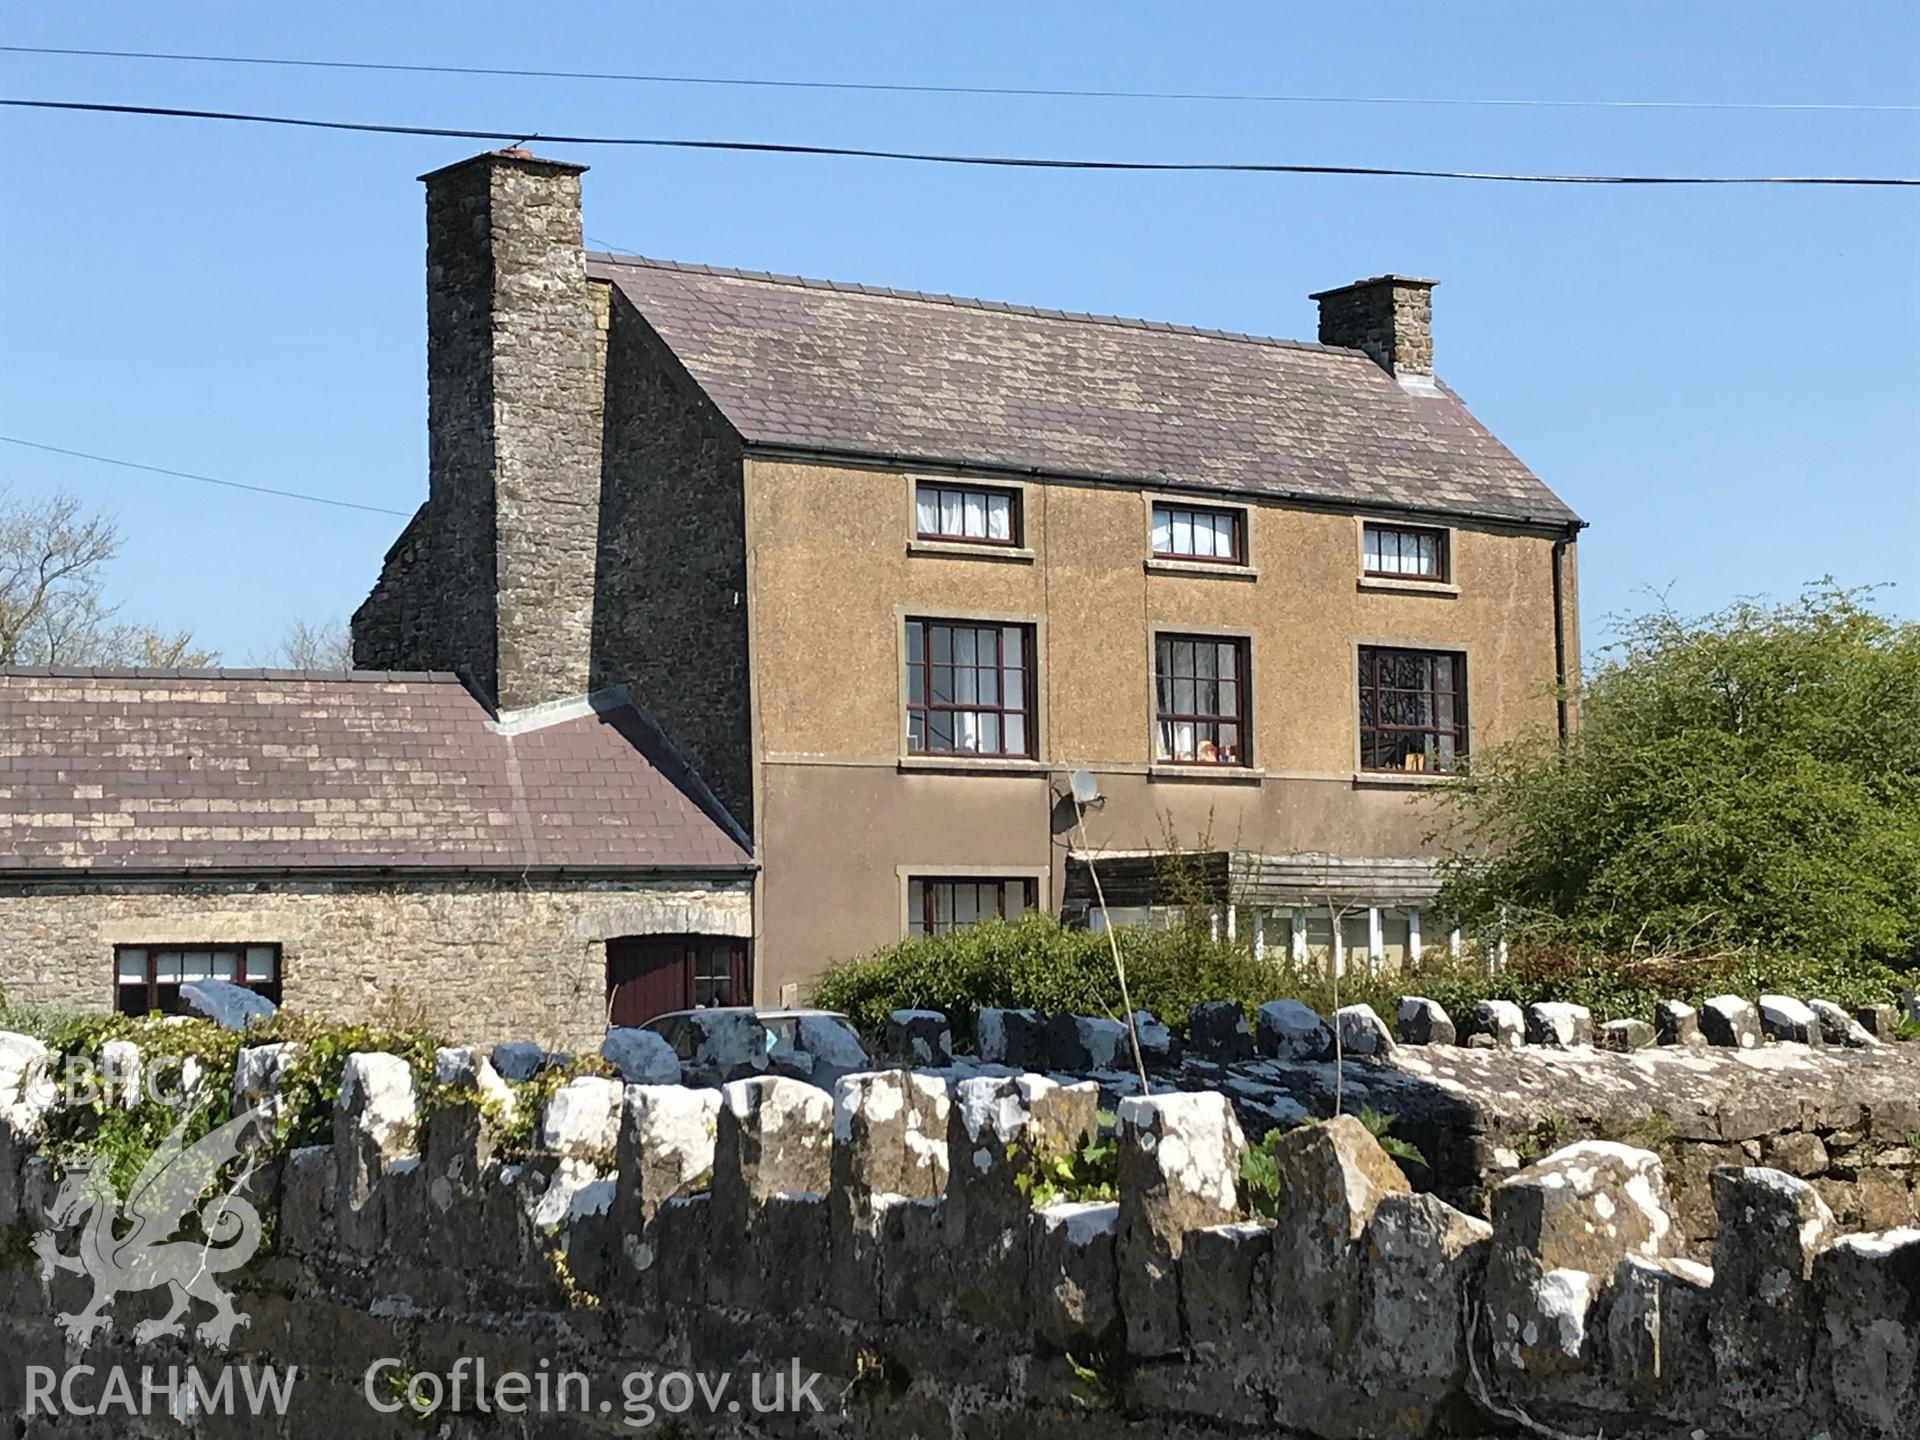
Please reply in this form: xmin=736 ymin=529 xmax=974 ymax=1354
xmin=1363 ymin=523 xmax=1450 ymax=582
xmin=905 ymin=619 xmax=1036 ymax=758
xmin=908 ymin=876 xmax=1039 ymax=937
xmin=1154 ymin=633 xmax=1251 ymax=766
xmin=1151 ymin=501 xmax=1246 ymax=565
xmin=915 ymin=481 xmax=1023 ymax=547
xmin=604 ymin=936 xmax=750 ymax=1029
xmin=114 ymin=944 xmax=282 ymax=1017
xmin=1358 ymin=646 xmax=1468 ymax=772
xmin=690 ymin=942 xmax=740 ymax=1009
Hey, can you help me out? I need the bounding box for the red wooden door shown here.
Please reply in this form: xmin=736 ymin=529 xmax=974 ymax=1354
xmin=605 ymin=938 xmax=690 ymax=1028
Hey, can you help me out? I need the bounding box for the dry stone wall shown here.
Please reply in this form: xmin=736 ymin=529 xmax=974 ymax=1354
xmin=944 ymin=993 xmax=1920 ymax=1253
xmin=2 ymin=1019 xmax=1918 ymax=1437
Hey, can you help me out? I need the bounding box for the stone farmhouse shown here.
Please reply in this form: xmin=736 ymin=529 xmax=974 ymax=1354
xmin=0 ymin=148 xmax=1582 ymax=1039
xmin=352 ymin=149 xmax=1582 ymax=1013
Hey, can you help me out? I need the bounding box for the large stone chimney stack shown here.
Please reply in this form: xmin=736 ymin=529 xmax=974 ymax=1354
xmin=1309 ymin=275 xmax=1437 ymax=381
xmin=421 ymin=149 xmax=604 ymax=712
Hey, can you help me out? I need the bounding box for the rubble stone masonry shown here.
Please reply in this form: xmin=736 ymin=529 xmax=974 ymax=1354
xmin=2 ymin=1023 xmax=1917 ymax=1436
xmin=0 ymin=876 xmax=750 ymax=1048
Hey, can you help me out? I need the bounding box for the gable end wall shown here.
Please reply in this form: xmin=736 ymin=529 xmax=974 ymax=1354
xmin=590 ymin=293 xmax=754 ymax=834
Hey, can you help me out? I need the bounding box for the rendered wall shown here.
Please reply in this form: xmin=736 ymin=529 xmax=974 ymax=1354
xmin=745 ymin=454 xmax=1573 ymax=996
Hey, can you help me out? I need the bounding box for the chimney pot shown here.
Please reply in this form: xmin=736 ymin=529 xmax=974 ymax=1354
xmin=1309 ymin=275 xmax=1437 ymax=382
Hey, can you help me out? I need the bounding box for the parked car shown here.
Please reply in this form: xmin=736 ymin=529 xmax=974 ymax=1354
xmin=638 ymin=1007 xmax=870 ymax=1087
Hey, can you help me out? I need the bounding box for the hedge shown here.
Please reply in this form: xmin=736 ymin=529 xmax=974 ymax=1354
xmin=808 ymin=914 xmax=1906 ymax=1047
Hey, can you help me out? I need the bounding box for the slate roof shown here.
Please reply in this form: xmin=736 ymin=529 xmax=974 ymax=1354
xmin=0 ymin=671 xmax=752 ymax=874
xmin=588 ymin=253 xmax=1579 ymax=528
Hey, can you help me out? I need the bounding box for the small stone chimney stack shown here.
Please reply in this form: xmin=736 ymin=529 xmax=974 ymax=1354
xmin=1309 ymin=275 xmax=1438 ymax=380
xmin=420 ymin=149 xmax=604 ymax=713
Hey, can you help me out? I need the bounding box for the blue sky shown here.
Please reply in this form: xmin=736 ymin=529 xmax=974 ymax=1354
xmin=2 ymin=2 xmax=1916 ymax=662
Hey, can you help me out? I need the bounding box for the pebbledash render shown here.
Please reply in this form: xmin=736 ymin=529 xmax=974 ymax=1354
xmin=346 ymin=148 xmax=1584 ymax=1014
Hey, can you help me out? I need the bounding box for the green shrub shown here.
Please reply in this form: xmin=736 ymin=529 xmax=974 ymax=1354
xmin=0 ymin=1002 xmax=93 ymax=1043
xmin=810 ymin=915 xmax=1905 ymax=1045
xmin=36 ymin=1013 xmax=249 ymax=1196
xmin=1432 ymin=583 xmax=1920 ymax=973
xmin=810 ymin=913 xmax=1299 ymax=1044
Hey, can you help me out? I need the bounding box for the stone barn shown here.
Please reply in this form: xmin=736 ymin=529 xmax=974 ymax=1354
xmin=0 ymin=669 xmax=753 ymax=1046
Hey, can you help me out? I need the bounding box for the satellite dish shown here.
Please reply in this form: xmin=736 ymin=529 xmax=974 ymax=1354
xmin=1069 ymin=769 xmax=1101 ymax=806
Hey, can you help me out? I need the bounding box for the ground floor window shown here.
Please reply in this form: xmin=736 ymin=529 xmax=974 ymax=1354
xmin=114 ymin=945 xmax=281 ymax=1016
xmin=908 ymin=876 xmax=1037 ymax=938
xmin=605 ymin=935 xmax=750 ymax=1028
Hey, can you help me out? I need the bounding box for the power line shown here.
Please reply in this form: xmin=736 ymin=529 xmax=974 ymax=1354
xmin=6 ymin=43 xmax=1917 ymax=115
xmin=5 ymin=98 xmax=1918 ymax=186
xmin=0 ymin=436 xmax=414 ymax=517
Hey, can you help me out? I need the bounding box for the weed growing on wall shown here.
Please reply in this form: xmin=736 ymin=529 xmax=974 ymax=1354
xmin=441 ymin=1053 xmax=618 ymax=1166
xmin=251 ymin=1014 xmax=441 ymax=1150
xmin=36 ymin=1014 xmax=247 ymax=1195
xmin=1012 ymin=1110 xmax=1119 ymax=1208
xmin=1238 ymin=1108 xmax=1427 ymax=1220
xmin=23 ymin=1011 xmax=446 ymax=1200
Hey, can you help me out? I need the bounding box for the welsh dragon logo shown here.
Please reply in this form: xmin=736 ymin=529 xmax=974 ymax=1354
xmin=32 ymin=1106 xmax=267 ymax=1349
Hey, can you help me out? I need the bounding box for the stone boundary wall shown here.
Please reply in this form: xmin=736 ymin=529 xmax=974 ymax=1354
xmin=924 ymin=993 xmax=1920 ymax=1249
xmin=1 ymin=1027 xmax=1917 ymax=1438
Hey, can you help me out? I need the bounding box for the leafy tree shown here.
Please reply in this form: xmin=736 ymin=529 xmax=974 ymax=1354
xmin=0 ymin=489 xmax=212 ymax=666
xmin=1432 ymin=583 xmax=1920 ymax=973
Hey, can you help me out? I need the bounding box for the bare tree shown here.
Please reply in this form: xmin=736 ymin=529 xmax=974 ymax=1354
xmin=269 ymin=617 xmax=354 ymax=671
xmin=0 ymin=489 xmax=213 ymax=666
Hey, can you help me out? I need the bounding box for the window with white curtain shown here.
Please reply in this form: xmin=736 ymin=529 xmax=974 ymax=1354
xmin=1363 ymin=523 xmax=1449 ymax=580
xmin=915 ymin=481 xmax=1020 ymax=545
xmin=906 ymin=619 xmax=1034 ymax=757
xmin=1154 ymin=633 xmax=1249 ymax=765
xmin=1151 ymin=502 xmax=1244 ymax=563
xmin=908 ymin=877 xmax=1036 ymax=936
xmin=115 ymin=944 xmax=281 ymax=1016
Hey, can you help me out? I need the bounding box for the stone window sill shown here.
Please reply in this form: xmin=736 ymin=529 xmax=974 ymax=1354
xmin=1149 ymin=763 xmax=1266 ymax=785
xmin=1351 ymin=769 xmax=1457 ymax=789
xmin=1357 ymin=576 xmax=1460 ymax=598
xmin=1145 ymin=558 xmax=1259 ymax=582
xmin=908 ymin=539 xmax=1036 ymax=564
xmin=897 ymin=755 xmax=1053 ymax=776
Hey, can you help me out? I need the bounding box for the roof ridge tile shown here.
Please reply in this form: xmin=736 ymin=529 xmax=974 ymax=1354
xmin=587 ymin=249 xmax=1354 ymax=357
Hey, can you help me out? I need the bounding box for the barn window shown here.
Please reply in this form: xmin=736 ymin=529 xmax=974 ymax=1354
xmin=114 ymin=945 xmax=281 ymax=1016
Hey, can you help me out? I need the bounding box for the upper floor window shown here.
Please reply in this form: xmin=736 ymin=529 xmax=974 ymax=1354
xmin=1155 ymin=634 xmax=1249 ymax=766
xmin=908 ymin=876 xmax=1036 ymax=937
xmin=916 ymin=481 xmax=1021 ymax=546
xmin=1363 ymin=523 xmax=1448 ymax=581
xmin=1358 ymin=646 xmax=1466 ymax=772
xmin=906 ymin=619 xmax=1034 ymax=757
xmin=1151 ymin=502 xmax=1244 ymax=564
xmin=115 ymin=944 xmax=281 ymax=1017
